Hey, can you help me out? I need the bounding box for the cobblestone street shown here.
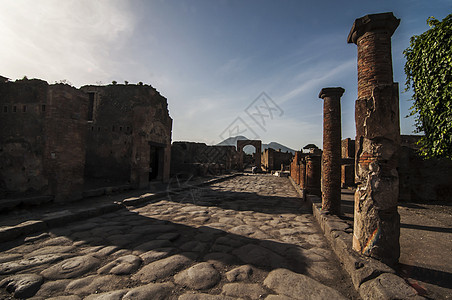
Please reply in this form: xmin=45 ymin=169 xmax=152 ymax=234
xmin=0 ymin=175 xmax=359 ymax=299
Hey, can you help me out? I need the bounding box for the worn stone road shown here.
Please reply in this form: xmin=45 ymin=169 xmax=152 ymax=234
xmin=0 ymin=174 xmax=359 ymax=299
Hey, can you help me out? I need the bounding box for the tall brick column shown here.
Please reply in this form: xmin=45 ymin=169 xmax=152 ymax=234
xmin=319 ymin=87 xmax=345 ymax=215
xmin=348 ymin=12 xmax=401 ymax=266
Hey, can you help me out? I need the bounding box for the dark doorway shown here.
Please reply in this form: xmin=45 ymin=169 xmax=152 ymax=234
xmin=149 ymin=146 xmax=160 ymax=180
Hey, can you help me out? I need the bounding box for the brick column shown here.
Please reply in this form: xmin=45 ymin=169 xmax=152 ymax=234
xmin=305 ymin=154 xmax=321 ymax=196
xmin=348 ymin=12 xmax=401 ymax=266
xmin=319 ymin=87 xmax=345 ymax=215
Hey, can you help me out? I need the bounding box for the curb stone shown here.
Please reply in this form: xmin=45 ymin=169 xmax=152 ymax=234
xmin=288 ymin=176 xmax=424 ymax=300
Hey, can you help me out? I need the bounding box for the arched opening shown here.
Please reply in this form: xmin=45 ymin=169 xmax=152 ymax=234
xmin=236 ymin=140 xmax=262 ymax=172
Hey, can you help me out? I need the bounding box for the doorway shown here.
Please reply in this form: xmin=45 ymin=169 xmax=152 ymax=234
xmin=149 ymin=146 xmax=160 ymax=181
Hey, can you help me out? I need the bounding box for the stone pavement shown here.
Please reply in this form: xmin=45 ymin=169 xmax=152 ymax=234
xmin=0 ymin=174 xmax=360 ymax=299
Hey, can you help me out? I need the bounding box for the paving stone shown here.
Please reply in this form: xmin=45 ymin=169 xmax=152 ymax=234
xmin=41 ymin=236 xmax=74 ymax=246
xmin=174 ymin=262 xmax=221 ymax=289
xmin=221 ymin=283 xmax=267 ymax=299
xmin=0 ymin=254 xmax=66 ymax=274
xmin=107 ymin=233 xmax=141 ymax=247
xmin=133 ymin=240 xmax=173 ymax=254
xmin=24 ymin=232 xmax=50 ymax=243
xmin=40 ymin=255 xmax=100 ymax=279
xmin=178 ymin=293 xmax=239 ymax=300
xmin=34 ymin=279 xmax=71 ymax=297
xmin=65 ymin=274 xmax=123 ymax=295
xmin=0 ymin=274 xmax=43 ymax=298
xmin=233 ymin=244 xmax=288 ymax=269
xmin=47 ymin=295 xmax=81 ymax=300
xmin=156 ymin=232 xmax=180 ymax=241
xmin=122 ymin=282 xmax=174 ymax=300
xmin=94 ymin=245 xmax=120 ymax=258
xmin=25 ymin=245 xmax=76 ymax=257
xmin=263 ymin=268 xmax=347 ymax=300
xmin=180 ymin=241 xmax=208 ymax=252
xmin=359 ymin=273 xmax=422 ymax=300
xmin=204 ymin=252 xmax=237 ymax=269
xmin=0 ymin=253 xmax=22 ymax=263
xmin=84 ymin=289 xmax=128 ymax=300
xmin=264 ymin=295 xmax=293 ymax=300
xmin=139 ymin=247 xmax=177 ymax=264
xmin=132 ymin=254 xmax=193 ymax=283
xmin=226 ymin=265 xmax=253 ymax=282
xmin=98 ymin=254 xmax=142 ymax=275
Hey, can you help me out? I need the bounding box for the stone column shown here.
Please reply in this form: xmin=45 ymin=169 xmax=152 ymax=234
xmin=348 ymin=12 xmax=401 ymax=266
xmin=319 ymin=87 xmax=345 ymax=215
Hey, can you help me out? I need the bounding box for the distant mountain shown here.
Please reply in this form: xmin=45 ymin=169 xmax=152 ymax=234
xmin=264 ymin=142 xmax=295 ymax=154
xmin=216 ymin=135 xmax=249 ymax=146
xmin=216 ymin=136 xmax=295 ymax=155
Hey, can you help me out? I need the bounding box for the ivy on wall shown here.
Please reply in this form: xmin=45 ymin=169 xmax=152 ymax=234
xmin=404 ymin=14 xmax=452 ymax=159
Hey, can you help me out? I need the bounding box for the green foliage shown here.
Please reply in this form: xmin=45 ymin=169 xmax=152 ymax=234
xmin=112 ymin=80 xmax=117 ymax=85
xmin=404 ymin=14 xmax=452 ymax=159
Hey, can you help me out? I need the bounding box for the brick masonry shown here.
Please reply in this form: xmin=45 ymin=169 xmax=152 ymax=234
xmin=319 ymin=87 xmax=345 ymax=215
xmin=348 ymin=12 xmax=401 ymax=266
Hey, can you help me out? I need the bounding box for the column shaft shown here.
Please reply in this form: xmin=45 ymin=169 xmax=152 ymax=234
xmin=348 ymin=12 xmax=401 ymax=266
xmin=319 ymin=87 xmax=344 ymax=215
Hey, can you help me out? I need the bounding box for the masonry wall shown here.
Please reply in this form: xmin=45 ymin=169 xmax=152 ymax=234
xmin=0 ymin=79 xmax=48 ymax=198
xmin=262 ymin=148 xmax=293 ymax=172
xmin=0 ymin=78 xmax=88 ymax=201
xmin=399 ymin=135 xmax=452 ymax=202
xmin=341 ymin=138 xmax=355 ymax=188
xmin=81 ymin=84 xmax=173 ymax=187
xmin=43 ymin=85 xmax=88 ymax=201
xmin=171 ymin=142 xmax=238 ymax=176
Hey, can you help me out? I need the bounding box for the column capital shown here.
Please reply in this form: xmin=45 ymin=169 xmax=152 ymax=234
xmin=319 ymin=87 xmax=345 ymax=99
xmin=347 ymin=12 xmax=400 ymax=44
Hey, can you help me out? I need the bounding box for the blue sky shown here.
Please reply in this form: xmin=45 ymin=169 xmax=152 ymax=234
xmin=1 ymin=0 xmax=450 ymax=150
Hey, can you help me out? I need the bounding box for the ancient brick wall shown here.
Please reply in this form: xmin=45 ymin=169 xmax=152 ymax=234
xmin=170 ymin=142 xmax=238 ymax=177
xmin=341 ymin=138 xmax=355 ymax=188
xmin=290 ymin=151 xmax=305 ymax=186
xmin=0 ymin=78 xmax=87 ymax=201
xmin=262 ymin=148 xmax=293 ymax=172
xmin=0 ymin=79 xmax=49 ymax=197
xmin=43 ymin=85 xmax=88 ymax=201
xmin=81 ymin=84 xmax=173 ymax=187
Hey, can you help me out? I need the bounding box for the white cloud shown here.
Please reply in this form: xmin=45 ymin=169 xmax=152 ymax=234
xmin=0 ymin=0 xmax=135 ymax=85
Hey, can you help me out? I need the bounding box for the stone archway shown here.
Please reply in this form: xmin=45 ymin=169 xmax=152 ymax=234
xmin=237 ymin=140 xmax=262 ymax=171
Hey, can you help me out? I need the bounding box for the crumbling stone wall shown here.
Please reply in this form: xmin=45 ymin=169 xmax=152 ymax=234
xmin=341 ymin=138 xmax=355 ymax=188
xmin=262 ymin=148 xmax=293 ymax=172
xmin=290 ymin=151 xmax=306 ymax=187
xmin=1 ymin=78 xmax=88 ymax=201
xmin=399 ymin=135 xmax=452 ymax=202
xmin=81 ymin=84 xmax=172 ymax=187
xmin=170 ymin=142 xmax=238 ymax=177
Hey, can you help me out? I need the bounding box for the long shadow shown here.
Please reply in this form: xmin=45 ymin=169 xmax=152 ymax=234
xmin=158 ymin=182 xmax=312 ymax=216
xmin=400 ymin=223 xmax=452 ymax=234
xmin=0 ymin=204 xmax=355 ymax=299
xmin=397 ymin=263 xmax=452 ymax=290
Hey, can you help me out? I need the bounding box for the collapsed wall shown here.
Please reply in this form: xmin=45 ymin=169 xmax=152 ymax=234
xmin=170 ymin=142 xmax=238 ymax=177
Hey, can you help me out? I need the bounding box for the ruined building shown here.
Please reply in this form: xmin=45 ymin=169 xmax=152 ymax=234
xmin=1 ymin=77 xmax=172 ymax=202
xmin=170 ymin=142 xmax=238 ymax=177
xmin=261 ymin=148 xmax=293 ymax=172
xmin=81 ymin=84 xmax=172 ymax=188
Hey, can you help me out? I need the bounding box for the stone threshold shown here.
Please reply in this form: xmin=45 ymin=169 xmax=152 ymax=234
xmin=288 ymin=177 xmax=424 ymax=300
xmin=0 ymin=173 xmax=241 ymax=244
